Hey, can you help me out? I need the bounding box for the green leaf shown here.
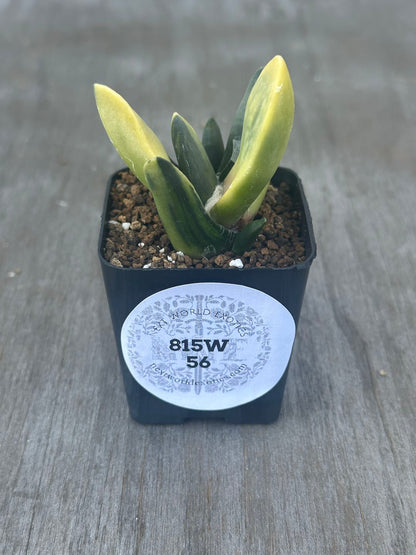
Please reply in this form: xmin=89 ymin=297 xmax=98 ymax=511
xmin=171 ymin=113 xmax=217 ymax=204
xmin=217 ymin=66 xmax=263 ymax=180
xmin=202 ymin=118 xmax=224 ymax=172
xmin=144 ymin=158 xmax=236 ymax=258
xmin=211 ymin=56 xmax=295 ymax=227
xmin=94 ymin=84 xmax=169 ymax=186
xmin=232 ymin=218 xmax=266 ymax=255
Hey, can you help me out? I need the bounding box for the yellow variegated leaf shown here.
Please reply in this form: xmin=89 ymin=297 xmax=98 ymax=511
xmin=94 ymin=84 xmax=169 ymax=186
xmin=210 ymin=56 xmax=294 ymax=226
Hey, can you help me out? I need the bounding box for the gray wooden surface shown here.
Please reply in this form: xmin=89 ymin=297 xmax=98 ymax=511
xmin=1 ymin=0 xmax=415 ymax=553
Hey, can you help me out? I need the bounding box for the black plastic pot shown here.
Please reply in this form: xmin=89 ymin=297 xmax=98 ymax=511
xmin=98 ymin=167 xmax=316 ymax=424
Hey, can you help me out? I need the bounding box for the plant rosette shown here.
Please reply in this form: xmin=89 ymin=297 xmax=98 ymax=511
xmin=95 ymin=56 xmax=316 ymax=424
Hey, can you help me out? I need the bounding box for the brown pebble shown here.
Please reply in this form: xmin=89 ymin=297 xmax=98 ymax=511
xmin=110 ymin=257 xmax=123 ymax=267
xmin=267 ymin=240 xmax=279 ymax=250
xmin=123 ymin=198 xmax=134 ymax=210
xmin=116 ymin=183 xmax=129 ymax=193
xmin=131 ymin=221 xmax=141 ymax=231
xmin=214 ymin=255 xmax=227 ymax=266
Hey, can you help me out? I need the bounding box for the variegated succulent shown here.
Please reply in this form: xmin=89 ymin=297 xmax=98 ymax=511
xmin=94 ymin=55 xmax=294 ymax=258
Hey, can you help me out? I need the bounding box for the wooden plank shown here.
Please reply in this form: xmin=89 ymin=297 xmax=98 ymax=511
xmin=1 ymin=0 xmax=415 ymax=553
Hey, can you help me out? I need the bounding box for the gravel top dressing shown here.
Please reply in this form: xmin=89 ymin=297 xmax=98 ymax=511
xmin=102 ymin=169 xmax=306 ymax=270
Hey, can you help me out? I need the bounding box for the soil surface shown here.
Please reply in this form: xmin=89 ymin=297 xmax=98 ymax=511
xmin=102 ymin=170 xmax=306 ymax=269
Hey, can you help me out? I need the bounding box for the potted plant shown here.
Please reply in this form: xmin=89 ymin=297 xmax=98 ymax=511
xmin=95 ymin=55 xmax=316 ymax=424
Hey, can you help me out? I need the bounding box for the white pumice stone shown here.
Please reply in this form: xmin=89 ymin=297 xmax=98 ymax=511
xmin=229 ymin=258 xmax=244 ymax=269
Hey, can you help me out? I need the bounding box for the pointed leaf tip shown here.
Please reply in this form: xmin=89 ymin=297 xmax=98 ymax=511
xmin=171 ymin=112 xmax=217 ymax=204
xmin=217 ymin=65 xmax=263 ymax=179
xmin=202 ymin=118 xmax=224 ymax=172
xmin=94 ymin=84 xmax=169 ymax=186
xmin=232 ymin=218 xmax=266 ymax=255
xmin=212 ymin=55 xmax=294 ymax=226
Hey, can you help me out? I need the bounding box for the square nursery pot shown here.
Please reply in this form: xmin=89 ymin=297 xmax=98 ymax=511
xmin=98 ymin=166 xmax=316 ymax=424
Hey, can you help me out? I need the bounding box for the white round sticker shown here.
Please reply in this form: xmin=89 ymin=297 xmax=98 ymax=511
xmin=121 ymin=282 xmax=295 ymax=410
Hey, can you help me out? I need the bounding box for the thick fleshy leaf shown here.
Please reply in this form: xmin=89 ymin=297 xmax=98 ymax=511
xmin=94 ymin=84 xmax=169 ymax=186
xmin=232 ymin=218 xmax=266 ymax=255
xmin=144 ymin=157 xmax=235 ymax=258
xmin=202 ymin=118 xmax=224 ymax=172
xmin=211 ymin=56 xmax=294 ymax=226
xmin=217 ymin=67 xmax=262 ymax=180
xmin=171 ymin=113 xmax=217 ymax=204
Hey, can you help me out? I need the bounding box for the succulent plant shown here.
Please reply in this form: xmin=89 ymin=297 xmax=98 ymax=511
xmin=94 ymin=55 xmax=294 ymax=259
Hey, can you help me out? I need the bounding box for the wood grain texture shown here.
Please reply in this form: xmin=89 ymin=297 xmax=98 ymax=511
xmin=1 ymin=0 xmax=415 ymax=553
